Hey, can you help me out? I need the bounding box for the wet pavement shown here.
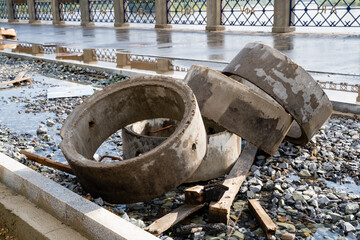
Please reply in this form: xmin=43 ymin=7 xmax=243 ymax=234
xmin=0 ymin=22 xmax=359 ymax=75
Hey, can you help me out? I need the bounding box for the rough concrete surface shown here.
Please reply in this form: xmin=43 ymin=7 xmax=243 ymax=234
xmin=60 ymin=75 xmax=207 ymax=203
xmin=0 ymin=153 xmax=160 ymax=240
xmin=184 ymin=65 xmax=294 ymax=156
xmin=223 ymin=42 xmax=333 ymax=145
xmin=0 ymin=182 xmax=86 ymax=240
xmin=122 ymin=118 xmax=242 ymax=182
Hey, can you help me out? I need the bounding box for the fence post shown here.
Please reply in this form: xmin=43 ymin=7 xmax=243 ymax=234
xmin=272 ymin=0 xmax=295 ymax=33
xmin=52 ymin=0 xmax=63 ymax=24
xmin=80 ymin=0 xmax=93 ymax=26
xmin=6 ymin=0 xmax=17 ymax=22
xmin=113 ymin=0 xmax=128 ymax=27
xmin=206 ymin=0 xmax=224 ymax=31
xmin=155 ymin=0 xmax=171 ymax=29
xmin=28 ymin=0 xmax=39 ymax=23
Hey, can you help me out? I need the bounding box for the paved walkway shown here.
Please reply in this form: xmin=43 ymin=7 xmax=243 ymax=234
xmin=1 ymin=22 xmax=360 ymax=75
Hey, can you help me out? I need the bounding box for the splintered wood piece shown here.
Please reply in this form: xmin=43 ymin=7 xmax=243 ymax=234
xmin=185 ymin=185 xmax=204 ymax=204
xmin=20 ymin=150 xmax=74 ymax=175
xmin=208 ymin=143 xmax=258 ymax=224
xmin=0 ymin=28 xmax=17 ymax=37
xmin=248 ymin=199 xmax=277 ymax=239
xmin=0 ymin=71 xmax=31 ymax=87
xmin=145 ymin=204 xmax=206 ymax=235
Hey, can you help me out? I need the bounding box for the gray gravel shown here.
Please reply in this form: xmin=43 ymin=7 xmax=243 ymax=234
xmin=1 ymin=55 xmax=360 ymax=239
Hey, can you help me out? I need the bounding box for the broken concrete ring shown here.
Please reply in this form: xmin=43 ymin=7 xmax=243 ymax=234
xmin=122 ymin=118 xmax=242 ymax=182
xmin=60 ymin=75 xmax=207 ymax=203
xmin=184 ymin=65 xmax=294 ymax=156
xmin=223 ymin=43 xmax=333 ymax=145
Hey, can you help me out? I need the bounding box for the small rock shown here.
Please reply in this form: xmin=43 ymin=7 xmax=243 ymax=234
xmin=94 ymin=197 xmax=104 ymax=206
xmin=298 ymin=169 xmax=311 ymax=177
xmin=342 ymin=222 xmax=356 ymax=233
xmin=345 ymin=203 xmax=359 ymax=214
xmin=46 ymin=119 xmax=55 ymax=127
xmin=36 ymin=124 xmax=48 ymax=135
xmin=281 ymin=232 xmax=295 ymax=240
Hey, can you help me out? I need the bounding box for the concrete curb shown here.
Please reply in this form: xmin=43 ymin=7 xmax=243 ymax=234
xmin=0 ymin=153 xmax=159 ymax=240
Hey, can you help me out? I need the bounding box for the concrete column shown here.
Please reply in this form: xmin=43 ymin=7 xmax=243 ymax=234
xmin=113 ymin=0 xmax=128 ymax=27
xmin=80 ymin=0 xmax=94 ymax=26
xmin=206 ymin=0 xmax=224 ymax=31
xmin=6 ymin=0 xmax=18 ymax=22
xmin=155 ymin=0 xmax=171 ymax=29
xmin=28 ymin=0 xmax=40 ymax=23
xmin=83 ymin=48 xmax=97 ymax=63
xmin=272 ymin=0 xmax=295 ymax=33
xmin=357 ymin=88 xmax=360 ymax=102
xmin=51 ymin=0 xmax=64 ymax=24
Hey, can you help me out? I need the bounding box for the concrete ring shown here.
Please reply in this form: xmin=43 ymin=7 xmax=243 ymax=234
xmin=122 ymin=118 xmax=242 ymax=183
xmin=223 ymin=43 xmax=333 ymax=145
xmin=60 ymin=75 xmax=207 ymax=203
xmin=184 ymin=65 xmax=294 ymax=156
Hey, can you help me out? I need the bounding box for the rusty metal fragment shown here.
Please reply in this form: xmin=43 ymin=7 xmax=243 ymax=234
xmin=60 ymin=76 xmax=207 ymax=203
xmin=223 ymin=43 xmax=333 ymax=145
xmin=184 ymin=65 xmax=293 ymax=155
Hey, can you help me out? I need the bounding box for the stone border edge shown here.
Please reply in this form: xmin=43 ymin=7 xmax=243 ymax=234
xmin=0 ymin=152 xmax=159 ymax=240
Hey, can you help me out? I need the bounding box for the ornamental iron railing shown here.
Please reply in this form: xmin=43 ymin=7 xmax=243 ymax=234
xmin=59 ymin=0 xmax=81 ymax=21
xmin=167 ymin=0 xmax=207 ymax=24
xmin=35 ymin=0 xmax=53 ymax=21
xmin=13 ymin=1 xmax=29 ymax=20
xmin=95 ymin=48 xmax=117 ymax=62
xmin=221 ymin=0 xmax=274 ymax=26
xmin=89 ymin=0 xmax=114 ymax=22
xmin=0 ymin=0 xmax=8 ymax=19
xmin=124 ymin=0 xmax=155 ymax=23
xmin=291 ymin=0 xmax=360 ymax=27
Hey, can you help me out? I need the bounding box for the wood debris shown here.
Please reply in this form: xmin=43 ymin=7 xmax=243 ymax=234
xmin=248 ymin=199 xmax=277 ymax=239
xmin=145 ymin=203 xmax=206 ymax=235
xmin=20 ymin=150 xmax=74 ymax=175
xmin=208 ymin=143 xmax=258 ymax=224
xmin=0 ymin=71 xmax=31 ymax=88
xmin=0 ymin=28 xmax=17 ymax=40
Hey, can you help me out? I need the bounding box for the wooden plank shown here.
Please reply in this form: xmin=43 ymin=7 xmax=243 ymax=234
xmin=20 ymin=150 xmax=74 ymax=175
xmin=145 ymin=204 xmax=206 ymax=235
xmin=0 ymin=28 xmax=17 ymax=37
xmin=208 ymin=143 xmax=257 ymax=224
xmin=185 ymin=185 xmax=204 ymax=204
xmin=248 ymin=199 xmax=277 ymax=239
xmin=0 ymin=72 xmax=31 ymax=87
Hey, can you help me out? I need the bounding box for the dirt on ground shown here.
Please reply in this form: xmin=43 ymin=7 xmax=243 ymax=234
xmin=0 ymin=222 xmax=17 ymax=240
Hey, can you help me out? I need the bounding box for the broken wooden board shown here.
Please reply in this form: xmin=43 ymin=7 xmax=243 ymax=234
xmin=208 ymin=143 xmax=258 ymax=224
xmin=0 ymin=44 xmax=18 ymax=51
xmin=20 ymin=150 xmax=74 ymax=175
xmin=185 ymin=186 xmax=204 ymax=204
xmin=0 ymin=71 xmax=31 ymax=88
xmin=47 ymin=85 xmax=95 ymax=99
xmin=145 ymin=204 xmax=206 ymax=235
xmin=0 ymin=28 xmax=17 ymax=37
xmin=248 ymin=199 xmax=277 ymax=239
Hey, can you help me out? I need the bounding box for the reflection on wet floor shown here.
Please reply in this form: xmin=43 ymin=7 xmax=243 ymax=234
xmin=2 ymin=41 xmax=360 ymax=104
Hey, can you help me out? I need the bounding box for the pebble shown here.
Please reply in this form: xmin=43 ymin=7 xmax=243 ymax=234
xmin=345 ymin=202 xmax=360 ymax=214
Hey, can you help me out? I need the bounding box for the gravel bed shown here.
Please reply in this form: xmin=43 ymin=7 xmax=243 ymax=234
xmin=1 ymin=55 xmax=360 ymax=240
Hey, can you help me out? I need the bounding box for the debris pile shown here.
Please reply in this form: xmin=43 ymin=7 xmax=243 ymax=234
xmin=21 ymin=43 xmax=332 ymax=237
xmin=0 ymin=28 xmax=18 ymax=51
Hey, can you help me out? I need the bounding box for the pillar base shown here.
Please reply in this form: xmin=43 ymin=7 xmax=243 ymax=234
xmin=81 ymin=22 xmax=95 ymax=27
xmin=29 ymin=20 xmax=41 ymax=24
xmin=114 ymin=22 xmax=129 ymax=28
xmin=155 ymin=24 xmax=172 ymax=29
xmin=272 ymin=26 xmax=295 ymax=33
xmin=206 ymin=25 xmax=225 ymax=32
xmin=8 ymin=19 xmax=19 ymax=23
xmin=52 ymin=21 xmax=65 ymax=25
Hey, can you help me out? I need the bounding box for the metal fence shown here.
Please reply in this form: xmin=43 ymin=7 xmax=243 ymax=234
xmin=95 ymin=48 xmax=117 ymax=62
xmin=167 ymin=0 xmax=207 ymax=24
xmin=317 ymin=81 xmax=359 ymax=92
xmin=59 ymin=1 xmax=81 ymax=21
xmin=35 ymin=0 xmax=53 ymax=21
xmin=89 ymin=0 xmax=114 ymax=22
xmin=291 ymin=0 xmax=360 ymax=27
xmin=0 ymin=0 xmax=7 ymax=19
xmin=13 ymin=1 xmax=29 ymax=20
xmin=221 ymin=0 xmax=274 ymax=26
xmin=124 ymin=0 xmax=155 ymax=23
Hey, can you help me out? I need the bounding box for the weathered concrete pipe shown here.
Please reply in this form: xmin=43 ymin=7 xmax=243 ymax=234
xmin=184 ymin=65 xmax=294 ymax=156
xmin=122 ymin=118 xmax=242 ymax=182
xmin=223 ymin=43 xmax=333 ymax=145
xmin=60 ymin=76 xmax=207 ymax=203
